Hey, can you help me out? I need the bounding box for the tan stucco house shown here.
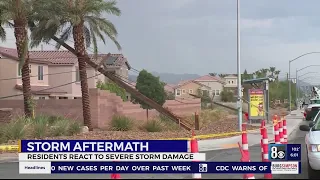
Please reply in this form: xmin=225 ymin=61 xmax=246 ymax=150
xmin=193 ymin=75 xmax=225 ymax=100
xmin=222 ymin=74 xmax=244 ymax=97
xmin=223 ymin=74 xmax=238 ymax=88
xmin=173 ymin=80 xmax=211 ymax=99
xmin=0 ymin=47 xmax=130 ymax=100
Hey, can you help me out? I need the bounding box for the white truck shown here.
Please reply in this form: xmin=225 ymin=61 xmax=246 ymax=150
xmin=300 ymin=110 xmax=320 ymax=179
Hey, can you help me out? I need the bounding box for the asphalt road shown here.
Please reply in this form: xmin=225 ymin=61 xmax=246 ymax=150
xmin=0 ymin=121 xmax=308 ymax=179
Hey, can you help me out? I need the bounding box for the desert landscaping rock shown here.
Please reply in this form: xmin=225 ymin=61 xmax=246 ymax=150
xmin=81 ymin=126 xmax=89 ymax=133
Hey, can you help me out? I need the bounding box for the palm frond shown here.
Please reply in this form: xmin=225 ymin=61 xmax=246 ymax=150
xmin=85 ymin=15 xmax=121 ymax=50
xmin=89 ymin=25 xmax=98 ymax=59
xmin=99 ymin=0 xmax=121 ymax=16
xmin=55 ymin=26 xmax=72 ymax=50
xmin=85 ymin=16 xmax=106 ymax=44
xmin=0 ymin=27 xmax=6 ymax=41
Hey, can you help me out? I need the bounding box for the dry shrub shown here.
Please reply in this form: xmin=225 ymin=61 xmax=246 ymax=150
xmin=111 ymin=115 xmax=133 ymax=131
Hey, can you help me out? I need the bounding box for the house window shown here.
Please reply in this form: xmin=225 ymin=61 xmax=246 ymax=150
xmin=231 ymin=81 xmax=234 ymax=84
xmin=228 ymin=81 xmax=231 ymax=84
xmin=189 ymin=89 xmax=193 ymax=94
xmin=38 ymin=66 xmax=44 ymax=80
xmin=39 ymin=97 xmax=45 ymax=99
xmin=59 ymin=97 xmax=68 ymax=99
xmin=176 ymin=89 xmax=181 ymax=96
xmin=75 ymin=66 xmax=80 ymax=82
xmin=215 ymin=90 xmax=220 ymax=96
xmin=29 ymin=64 xmax=31 ymax=73
xmin=182 ymin=89 xmax=186 ymax=94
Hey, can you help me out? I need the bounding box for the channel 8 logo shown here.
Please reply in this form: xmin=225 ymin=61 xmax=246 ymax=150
xmin=269 ymin=144 xmax=286 ymax=160
xmin=199 ymin=164 xmax=207 ymax=172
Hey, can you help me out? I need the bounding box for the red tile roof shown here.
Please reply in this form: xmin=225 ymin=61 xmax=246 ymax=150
xmin=164 ymin=84 xmax=175 ymax=92
xmin=15 ymin=85 xmax=67 ymax=95
xmin=194 ymin=75 xmax=220 ymax=81
xmin=173 ymin=80 xmax=211 ymax=89
xmin=0 ymin=47 xmax=130 ymax=69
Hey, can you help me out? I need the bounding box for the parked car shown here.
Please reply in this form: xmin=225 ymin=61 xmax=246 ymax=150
xmin=299 ymin=111 xmax=320 ymax=179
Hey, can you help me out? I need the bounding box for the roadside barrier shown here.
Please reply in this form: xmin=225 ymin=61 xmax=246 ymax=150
xmin=241 ymin=123 xmax=249 ymax=157
xmin=278 ymin=117 xmax=284 ymax=144
xmin=238 ymin=142 xmax=255 ymax=179
xmin=274 ymin=121 xmax=280 ymax=144
xmin=283 ymin=118 xmax=287 ymax=144
xmin=111 ymin=168 xmax=121 ymax=179
xmin=191 ymin=130 xmax=201 ymax=179
xmin=260 ymin=120 xmax=272 ymax=179
xmin=259 ymin=121 xmax=264 ymax=161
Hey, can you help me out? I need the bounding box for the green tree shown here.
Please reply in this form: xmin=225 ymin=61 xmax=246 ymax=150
xmin=220 ymin=90 xmax=235 ymax=102
xmin=134 ymin=70 xmax=166 ymax=119
xmin=165 ymin=92 xmax=175 ymax=100
xmin=96 ymin=81 xmax=127 ymax=101
xmin=0 ymin=0 xmax=33 ymax=117
xmin=30 ymin=0 xmax=121 ymax=130
xmin=218 ymin=74 xmax=227 ymax=78
xmin=269 ymin=67 xmax=276 ymax=77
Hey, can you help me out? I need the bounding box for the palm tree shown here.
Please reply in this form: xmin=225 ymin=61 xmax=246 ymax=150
xmin=274 ymin=70 xmax=280 ymax=80
xmin=209 ymin=73 xmax=217 ymax=77
xmin=269 ymin=67 xmax=276 ymax=78
xmin=261 ymin=68 xmax=269 ymax=78
xmin=0 ymin=0 xmax=32 ymax=117
xmin=30 ymin=0 xmax=121 ymax=130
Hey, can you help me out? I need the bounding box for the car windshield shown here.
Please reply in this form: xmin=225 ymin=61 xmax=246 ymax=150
xmin=311 ymin=99 xmax=320 ymax=104
xmin=313 ymin=112 xmax=320 ymax=130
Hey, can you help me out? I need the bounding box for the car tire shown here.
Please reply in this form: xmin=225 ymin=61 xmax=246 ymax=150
xmin=308 ymin=156 xmax=319 ymax=179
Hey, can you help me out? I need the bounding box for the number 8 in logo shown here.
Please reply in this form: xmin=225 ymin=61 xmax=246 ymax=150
xmin=271 ymin=146 xmax=278 ymax=159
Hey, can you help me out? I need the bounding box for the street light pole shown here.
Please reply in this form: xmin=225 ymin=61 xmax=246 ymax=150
xmin=295 ymin=69 xmax=297 ymax=103
xmin=295 ymin=65 xmax=320 ymax=104
xmin=297 ymin=72 xmax=319 ymax=101
xmin=236 ymin=0 xmax=242 ymax=131
xmin=289 ymin=62 xmax=291 ymax=111
xmin=288 ymin=52 xmax=320 ymax=113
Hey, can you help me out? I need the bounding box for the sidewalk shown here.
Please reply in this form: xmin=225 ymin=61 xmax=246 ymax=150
xmin=196 ymin=109 xmax=303 ymax=151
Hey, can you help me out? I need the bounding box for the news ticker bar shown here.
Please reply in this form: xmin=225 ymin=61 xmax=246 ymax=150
xmin=19 ymin=161 xmax=301 ymax=174
xmin=19 ymin=153 xmax=206 ymax=162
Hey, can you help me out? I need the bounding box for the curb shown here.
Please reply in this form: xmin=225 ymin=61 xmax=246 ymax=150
xmin=0 ymin=158 xmax=18 ymax=163
xmin=206 ymin=117 xmax=302 ymax=151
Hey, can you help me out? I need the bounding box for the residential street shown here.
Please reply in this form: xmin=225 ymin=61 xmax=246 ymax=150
xmin=0 ymin=120 xmax=308 ymax=179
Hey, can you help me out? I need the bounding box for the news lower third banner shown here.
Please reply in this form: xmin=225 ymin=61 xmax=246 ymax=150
xmin=19 ymin=162 xmax=301 ymax=174
xmin=19 ymin=140 xmax=188 ymax=152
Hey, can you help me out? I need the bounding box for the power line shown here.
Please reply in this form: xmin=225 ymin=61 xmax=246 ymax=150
xmin=0 ymin=73 xmax=101 ymax=100
xmin=0 ymin=67 xmax=85 ymax=81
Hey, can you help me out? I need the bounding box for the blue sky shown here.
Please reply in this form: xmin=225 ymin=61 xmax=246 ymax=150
xmin=4 ymin=0 xmax=320 ymax=81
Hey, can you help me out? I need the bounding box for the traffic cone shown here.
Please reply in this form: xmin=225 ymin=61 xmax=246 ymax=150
xmin=111 ymin=174 xmax=121 ymax=179
xmin=111 ymin=161 xmax=121 ymax=179
xmin=238 ymin=143 xmax=255 ymax=179
xmin=191 ymin=130 xmax=199 ymax=153
xmin=191 ymin=130 xmax=201 ymax=179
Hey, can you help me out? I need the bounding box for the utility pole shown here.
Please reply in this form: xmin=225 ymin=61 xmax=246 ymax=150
xmin=236 ymin=0 xmax=242 ymax=131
